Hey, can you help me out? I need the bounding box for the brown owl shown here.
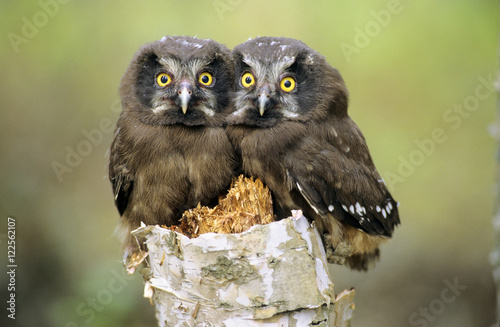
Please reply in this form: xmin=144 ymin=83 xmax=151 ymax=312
xmin=109 ymin=36 xmax=236 ymax=261
xmin=226 ymin=37 xmax=400 ymax=270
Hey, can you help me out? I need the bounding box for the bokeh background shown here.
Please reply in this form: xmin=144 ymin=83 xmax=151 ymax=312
xmin=0 ymin=1 xmax=498 ymax=326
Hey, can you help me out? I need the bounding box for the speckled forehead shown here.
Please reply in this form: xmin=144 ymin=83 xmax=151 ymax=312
xmin=167 ymin=37 xmax=207 ymax=49
xmin=158 ymin=56 xmax=209 ymax=80
xmin=242 ymin=53 xmax=295 ymax=84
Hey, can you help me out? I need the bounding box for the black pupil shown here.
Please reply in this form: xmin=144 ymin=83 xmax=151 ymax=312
xmin=245 ymin=76 xmax=252 ymax=84
xmin=202 ymin=75 xmax=210 ymax=84
xmin=284 ymin=80 xmax=292 ymax=88
xmin=160 ymin=75 xmax=169 ymax=84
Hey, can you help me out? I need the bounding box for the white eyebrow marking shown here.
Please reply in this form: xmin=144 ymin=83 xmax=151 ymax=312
xmin=159 ymin=57 xmax=180 ymax=71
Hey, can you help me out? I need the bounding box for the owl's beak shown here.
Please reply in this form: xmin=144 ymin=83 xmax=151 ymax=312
xmin=177 ymin=81 xmax=193 ymax=114
xmin=258 ymin=85 xmax=271 ymax=116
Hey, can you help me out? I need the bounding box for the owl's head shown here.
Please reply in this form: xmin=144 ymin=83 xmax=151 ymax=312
xmin=120 ymin=36 xmax=234 ymax=127
xmin=227 ymin=37 xmax=348 ymax=128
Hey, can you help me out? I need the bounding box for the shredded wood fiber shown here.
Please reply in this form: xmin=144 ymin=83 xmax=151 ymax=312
xmin=164 ymin=175 xmax=274 ymax=238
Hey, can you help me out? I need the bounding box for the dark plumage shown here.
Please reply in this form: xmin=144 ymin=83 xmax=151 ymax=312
xmin=109 ymin=36 xmax=236 ymax=261
xmin=226 ymin=37 xmax=400 ymax=270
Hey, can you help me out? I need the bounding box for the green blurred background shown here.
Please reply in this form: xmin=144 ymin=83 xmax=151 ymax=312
xmin=0 ymin=1 xmax=497 ymax=326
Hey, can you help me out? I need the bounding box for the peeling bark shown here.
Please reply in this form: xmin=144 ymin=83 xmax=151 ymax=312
xmin=133 ymin=210 xmax=355 ymax=326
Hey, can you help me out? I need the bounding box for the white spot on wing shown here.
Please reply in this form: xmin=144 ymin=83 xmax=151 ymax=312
xmin=342 ymin=205 xmax=348 ymax=212
xmin=376 ymin=206 xmax=381 ymax=212
xmin=280 ymin=45 xmax=288 ymax=51
xmin=382 ymin=209 xmax=387 ymax=219
xmin=355 ymin=202 xmax=363 ymax=215
xmin=349 ymin=205 xmax=355 ymax=214
xmin=328 ymin=205 xmax=334 ymax=212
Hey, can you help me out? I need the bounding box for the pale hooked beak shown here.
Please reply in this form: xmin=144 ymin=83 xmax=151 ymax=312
xmin=258 ymin=85 xmax=271 ymax=116
xmin=258 ymin=96 xmax=268 ymax=116
xmin=177 ymin=81 xmax=192 ymax=114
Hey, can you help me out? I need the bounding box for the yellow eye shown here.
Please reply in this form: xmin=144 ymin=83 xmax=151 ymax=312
xmin=156 ymin=73 xmax=172 ymax=87
xmin=241 ymin=72 xmax=255 ymax=88
xmin=280 ymin=76 xmax=296 ymax=92
xmin=199 ymin=72 xmax=213 ymax=86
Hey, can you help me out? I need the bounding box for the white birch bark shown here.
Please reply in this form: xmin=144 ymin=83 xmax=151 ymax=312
xmin=133 ymin=210 xmax=355 ymax=327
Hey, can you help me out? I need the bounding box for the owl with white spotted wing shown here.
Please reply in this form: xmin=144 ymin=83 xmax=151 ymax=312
xmin=226 ymin=37 xmax=400 ymax=270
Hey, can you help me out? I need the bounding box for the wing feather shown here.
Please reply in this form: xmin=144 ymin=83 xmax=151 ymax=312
xmin=288 ymin=117 xmax=399 ymax=237
xmin=108 ymin=127 xmax=134 ymax=216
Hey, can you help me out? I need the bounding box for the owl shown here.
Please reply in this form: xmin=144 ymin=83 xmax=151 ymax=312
xmin=226 ymin=37 xmax=400 ymax=270
xmin=109 ymin=36 xmax=236 ymax=261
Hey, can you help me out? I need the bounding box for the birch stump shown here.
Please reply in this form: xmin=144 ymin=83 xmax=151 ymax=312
xmin=130 ymin=176 xmax=355 ymax=326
